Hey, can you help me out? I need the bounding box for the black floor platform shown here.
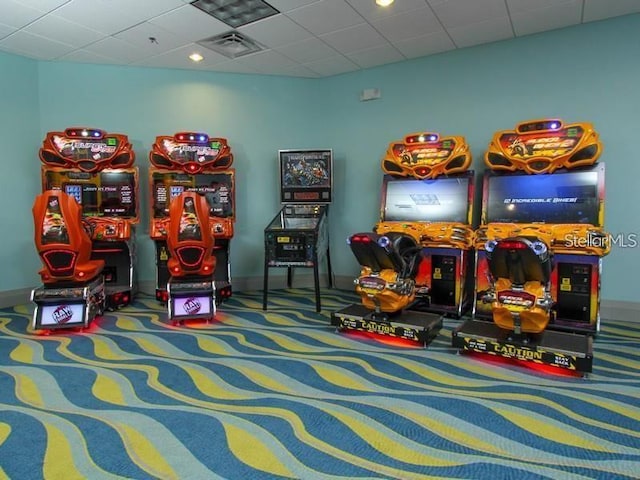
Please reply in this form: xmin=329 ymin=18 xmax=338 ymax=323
xmin=452 ymin=318 xmax=593 ymax=374
xmin=331 ymin=303 xmax=443 ymax=346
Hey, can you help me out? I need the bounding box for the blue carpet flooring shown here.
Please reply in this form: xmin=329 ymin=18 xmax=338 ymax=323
xmin=0 ymin=288 xmax=639 ymax=479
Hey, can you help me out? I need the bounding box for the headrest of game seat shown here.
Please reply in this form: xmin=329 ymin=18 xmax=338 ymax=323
xmin=348 ymin=232 xmax=417 ymax=276
xmin=485 ymin=236 xmax=552 ymax=286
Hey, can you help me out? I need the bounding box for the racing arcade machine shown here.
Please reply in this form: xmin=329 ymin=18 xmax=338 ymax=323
xmin=263 ymin=149 xmax=333 ymax=313
xmin=165 ymin=191 xmax=217 ymax=324
xmin=332 ymin=131 xmax=475 ymax=345
xmin=31 ymin=191 xmax=106 ymax=331
xmin=452 ymin=119 xmax=609 ymax=375
xmin=39 ymin=127 xmax=138 ymax=310
xmin=149 ymin=132 xmax=235 ymax=305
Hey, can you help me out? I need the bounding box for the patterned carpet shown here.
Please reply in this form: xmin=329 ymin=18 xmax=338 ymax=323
xmin=0 ymin=288 xmax=639 ymax=480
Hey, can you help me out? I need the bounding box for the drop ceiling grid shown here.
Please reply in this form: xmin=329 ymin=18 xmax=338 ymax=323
xmin=0 ymin=0 xmax=639 ymax=77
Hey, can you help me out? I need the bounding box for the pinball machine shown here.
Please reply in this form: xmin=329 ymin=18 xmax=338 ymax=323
xmin=452 ymin=119 xmax=610 ymax=375
xmin=263 ymin=149 xmax=333 ymax=313
xmin=149 ymin=132 xmax=235 ymax=311
xmin=332 ymin=131 xmax=475 ymax=345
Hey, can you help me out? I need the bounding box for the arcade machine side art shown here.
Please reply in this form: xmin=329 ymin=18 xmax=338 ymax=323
xmin=149 ymin=132 xmax=235 ymax=306
xmin=263 ymin=149 xmax=333 ymax=313
xmin=332 ymin=131 xmax=475 ymax=346
xmin=39 ymin=127 xmax=138 ymax=311
xmin=452 ymin=119 xmax=609 ymax=376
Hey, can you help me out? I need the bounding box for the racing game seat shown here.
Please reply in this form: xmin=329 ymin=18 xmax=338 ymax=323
xmin=485 ymin=236 xmax=553 ymax=334
xmin=33 ymin=191 xmax=104 ymax=284
xmin=167 ymin=191 xmax=216 ymax=278
xmin=349 ymin=232 xmax=422 ymax=317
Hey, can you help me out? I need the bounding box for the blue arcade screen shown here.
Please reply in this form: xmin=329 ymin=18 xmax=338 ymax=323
xmin=382 ymin=175 xmax=471 ymax=223
xmin=484 ymin=165 xmax=603 ymax=225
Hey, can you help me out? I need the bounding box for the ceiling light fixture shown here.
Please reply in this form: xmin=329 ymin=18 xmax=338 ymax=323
xmin=375 ymin=0 xmax=394 ymax=6
xmin=189 ymin=53 xmax=204 ymax=62
xmin=191 ymin=0 xmax=279 ymax=28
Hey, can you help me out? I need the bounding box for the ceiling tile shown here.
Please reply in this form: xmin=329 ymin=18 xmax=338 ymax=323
xmin=345 ymin=0 xmax=429 ymax=22
xmin=583 ymin=0 xmax=640 ymax=22
xmin=51 ymin=0 xmax=142 ymax=34
xmin=23 ymin=14 xmax=104 ymax=48
xmin=13 ymin=0 xmax=70 ymax=13
xmin=372 ymin=6 xmax=442 ymax=43
xmin=133 ymin=44 xmax=227 ymax=69
xmin=265 ymin=0 xmax=319 ymax=13
xmin=346 ymin=43 xmax=404 ymax=68
xmin=201 ymin=60 xmax=259 ymax=74
xmin=284 ymin=0 xmax=365 ymax=36
xmin=274 ymin=37 xmax=337 ymax=63
xmin=320 ymin=22 xmax=388 ymax=55
xmin=511 ymin=1 xmax=582 ymax=36
xmin=238 ymin=14 xmax=313 ymax=49
xmin=237 ymin=49 xmax=297 ymax=70
xmin=0 ymin=29 xmax=74 ymax=58
xmin=447 ymin=16 xmax=513 ymax=48
xmin=148 ymin=4 xmax=230 ymax=42
xmin=114 ymin=22 xmax=191 ymax=55
xmin=0 ymin=23 xmax=18 ymax=40
xmin=57 ymin=48 xmax=122 ymax=64
xmin=304 ymin=54 xmax=359 ymax=76
xmin=109 ymin=0 xmax=184 ymax=21
xmin=429 ymin=0 xmax=509 ymax=28
xmin=507 ymin=0 xmax=576 ymax=14
xmin=82 ymin=36 xmax=149 ymax=63
xmin=0 ymin=0 xmax=46 ymax=28
xmin=393 ymin=30 xmax=456 ymax=59
xmin=278 ymin=63 xmax=320 ymax=77
xmin=52 ymin=0 xmax=182 ymax=36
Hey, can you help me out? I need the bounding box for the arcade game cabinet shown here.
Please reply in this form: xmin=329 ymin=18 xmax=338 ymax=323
xmin=149 ymin=132 xmax=235 ymax=307
xmin=332 ymin=131 xmax=475 ymax=345
xmin=452 ymin=119 xmax=609 ymax=375
xmin=263 ymin=149 xmax=333 ymax=312
xmin=31 ymin=191 xmax=105 ymax=331
xmin=39 ymin=127 xmax=138 ymax=311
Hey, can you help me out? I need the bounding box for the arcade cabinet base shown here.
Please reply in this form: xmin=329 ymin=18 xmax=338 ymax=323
xmin=31 ymin=276 xmax=105 ymax=331
xmin=105 ymin=286 xmax=134 ymax=311
xmin=157 ymin=281 xmax=231 ymax=306
xmin=167 ymin=278 xmax=216 ymax=325
xmin=452 ymin=319 xmax=593 ymax=375
xmin=331 ymin=304 xmax=443 ymax=346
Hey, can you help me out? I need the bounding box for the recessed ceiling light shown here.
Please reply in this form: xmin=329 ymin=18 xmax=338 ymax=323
xmin=191 ymin=0 xmax=279 ymax=28
xmin=189 ymin=53 xmax=204 ymax=62
xmin=376 ymin=0 xmax=394 ymax=6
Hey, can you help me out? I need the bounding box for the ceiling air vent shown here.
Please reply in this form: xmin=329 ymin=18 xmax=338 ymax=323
xmin=198 ymin=31 xmax=264 ymax=59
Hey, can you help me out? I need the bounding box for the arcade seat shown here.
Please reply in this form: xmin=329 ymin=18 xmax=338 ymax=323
xmin=349 ymin=232 xmax=422 ymax=316
xmin=166 ymin=191 xmax=215 ymax=278
xmin=33 ymin=191 xmax=104 ymax=285
xmin=485 ymin=236 xmax=553 ymax=335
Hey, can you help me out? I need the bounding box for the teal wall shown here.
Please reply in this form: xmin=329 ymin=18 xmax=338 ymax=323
xmin=321 ymin=14 xmax=640 ymax=302
xmin=0 ymin=52 xmax=41 ymax=292
xmin=35 ymin=63 xmax=323 ymax=288
xmin=2 ymin=13 xmax=639 ymax=301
